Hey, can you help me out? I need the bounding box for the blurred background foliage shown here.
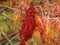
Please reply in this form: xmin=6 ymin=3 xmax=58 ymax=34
xmin=0 ymin=0 xmax=60 ymax=45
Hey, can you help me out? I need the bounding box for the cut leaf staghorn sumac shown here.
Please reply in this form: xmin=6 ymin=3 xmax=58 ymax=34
xmin=19 ymin=2 xmax=35 ymax=45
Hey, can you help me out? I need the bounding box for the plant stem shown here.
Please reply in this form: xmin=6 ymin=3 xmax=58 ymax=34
xmin=1 ymin=30 xmax=13 ymax=45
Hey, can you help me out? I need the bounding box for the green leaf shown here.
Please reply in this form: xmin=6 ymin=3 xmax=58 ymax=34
xmin=2 ymin=11 xmax=12 ymax=17
xmin=1 ymin=39 xmax=8 ymax=45
xmin=50 ymin=27 xmax=54 ymax=34
xmin=0 ymin=16 xmax=7 ymax=20
xmin=17 ymin=22 xmax=21 ymax=29
xmin=5 ymin=38 xmax=19 ymax=45
xmin=12 ymin=38 xmax=19 ymax=45
xmin=10 ymin=24 xmax=15 ymax=32
xmin=29 ymin=40 xmax=33 ymax=44
xmin=0 ymin=23 xmax=9 ymax=33
xmin=3 ymin=0 xmax=10 ymax=5
xmin=33 ymin=0 xmax=40 ymax=5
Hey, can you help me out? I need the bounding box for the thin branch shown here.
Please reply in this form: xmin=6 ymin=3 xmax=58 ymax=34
xmin=0 ymin=32 xmax=2 ymax=45
xmin=0 ymin=4 xmax=25 ymax=14
xmin=2 ymin=13 xmax=13 ymax=20
xmin=6 ymin=33 xmax=19 ymax=45
xmin=0 ymin=4 xmax=20 ymax=12
xmin=32 ymin=39 xmax=37 ymax=45
xmin=0 ymin=32 xmax=18 ymax=41
xmin=1 ymin=30 xmax=13 ymax=45
xmin=39 ymin=6 xmax=44 ymax=16
xmin=0 ymin=8 xmax=6 ymax=12
xmin=37 ymin=16 xmax=45 ymax=30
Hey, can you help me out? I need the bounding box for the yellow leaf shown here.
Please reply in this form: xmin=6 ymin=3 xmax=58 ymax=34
xmin=45 ymin=24 xmax=50 ymax=39
xmin=24 ymin=0 xmax=32 ymax=4
xmin=13 ymin=12 xmax=21 ymax=28
xmin=33 ymin=30 xmax=40 ymax=38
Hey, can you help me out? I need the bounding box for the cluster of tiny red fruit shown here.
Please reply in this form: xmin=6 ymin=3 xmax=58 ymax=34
xmin=19 ymin=2 xmax=35 ymax=45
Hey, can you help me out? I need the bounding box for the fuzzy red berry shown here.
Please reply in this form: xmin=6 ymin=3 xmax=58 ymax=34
xmin=19 ymin=2 xmax=35 ymax=45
